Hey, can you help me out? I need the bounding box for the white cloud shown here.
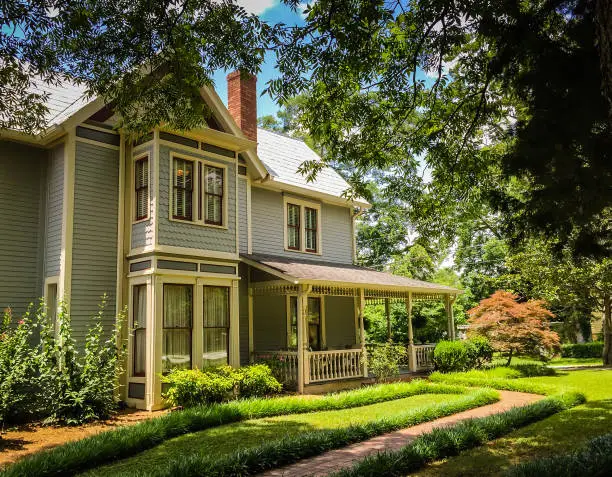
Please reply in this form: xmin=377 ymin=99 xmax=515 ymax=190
xmin=237 ymin=0 xmax=277 ymax=15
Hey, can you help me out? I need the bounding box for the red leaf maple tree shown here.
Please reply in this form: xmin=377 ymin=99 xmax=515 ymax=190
xmin=467 ymin=291 xmax=561 ymax=365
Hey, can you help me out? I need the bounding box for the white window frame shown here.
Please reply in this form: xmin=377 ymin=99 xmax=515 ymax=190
xmin=168 ymin=152 xmax=229 ymax=229
xmin=132 ymin=152 xmax=151 ymax=224
xmin=283 ymin=196 xmax=322 ymax=255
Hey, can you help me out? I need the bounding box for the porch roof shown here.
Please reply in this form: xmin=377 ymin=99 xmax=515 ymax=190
xmin=240 ymin=253 xmax=461 ymax=296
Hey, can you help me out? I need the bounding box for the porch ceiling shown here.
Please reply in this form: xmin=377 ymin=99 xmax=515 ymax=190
xmin=240 ymin=253 xmax=461 ymax=297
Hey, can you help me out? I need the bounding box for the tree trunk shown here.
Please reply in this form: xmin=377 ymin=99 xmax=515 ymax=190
xmin=603 ymin=293 xmax=612 ymax=366
xmin=506 ymin=348 xmax=513 ymax=367
xmin=596 ymin=0 xmax=612 ymax=122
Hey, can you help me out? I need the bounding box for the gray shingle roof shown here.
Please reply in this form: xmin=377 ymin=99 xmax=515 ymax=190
xmin=32 ymin=77 xmax=90 ymax=128
xmin=256 ymin=128 xmax=357 ymax=201
xmin=241 ymin=253 xmax=461 ymax=294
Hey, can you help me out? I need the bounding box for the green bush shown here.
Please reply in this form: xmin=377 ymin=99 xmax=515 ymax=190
xmin=368 ymin=342 xmax=404 ymax=381
xmin=433 ymin=340 xmax=472 ymax=372
xmin=505 ymin=432 xmax=612 ymax=477
xmin=237 ymin=364 xmax=282 ymax=397
xmin=560 ymin=341 xmax=603 ymax=358
xmin=162 ymin=368 xmax=235 ymax=406
xmin=468 ymin=336 xmax=494 ymax=368
xmin=0 ymin=299 xmax=124 ymax=427
xmin=1 ymin=381 xmax=475 ymax=477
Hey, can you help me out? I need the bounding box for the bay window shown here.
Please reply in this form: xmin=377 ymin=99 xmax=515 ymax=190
xmin=172 ymin=158 xmax=194 ymax=221
xmin=162 ymin=284 xmax=192 ymax=373
xmin=205 ymin=166 xmax=223 ymax=225
xmin=132 ymin=285 xmax=147 ymax=376
xmin=134 ymin=156 xmax=149 ymax=221
xmin=202 ymin=286 xmax=230 ymax=367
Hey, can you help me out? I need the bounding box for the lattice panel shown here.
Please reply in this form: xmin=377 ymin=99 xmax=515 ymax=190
xmin=412 ymin=293 xmax=447 ymax=302
xmin=311 ymin=285 xmax=359 ymax=297
xmin=250 ymin=284 xmax=299 ymax=296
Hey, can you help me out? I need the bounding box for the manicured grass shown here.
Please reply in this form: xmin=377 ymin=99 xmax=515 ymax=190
xmin=83 ymin=393 xmax=460 ymax=476
xmin=330 ymin=392 xmax=585 ymax=477
xmin=119 ymin=388 xmax=499 ymax=477
xmin=505 ymin=432 xmax=612 ymax=477
xmin=489 ymin=356 xmax=603 ymax=368
xmin=419 ymin=369 xmax=612 ymax=476
xmin=0 ymin=381 xmax=471 ymax=477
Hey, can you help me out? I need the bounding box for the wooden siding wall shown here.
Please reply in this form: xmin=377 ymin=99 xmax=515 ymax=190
xmin=252 ymin=294 xmax=287 ymax=351
xmin=250 ymin=187 xmax=353 ymax=264
xmin=0 ymin=141 xmax=46 ymax=315
xmin=238 ymin=178 xmax=248 ymax=254
xmin=71 ymin=141 xmax=119 ymax=341
xmin=131 ymin=143 xmax=154 ymax=250
xmin=157 ymin=145 xmax=237 ymax=253
xmin=45 ymin=143 xmax=64 ymax=277
xmin=324 ymin=296 xmax=357 ymax=348
xmin=238 ymin=262 xmax=249 ymax=365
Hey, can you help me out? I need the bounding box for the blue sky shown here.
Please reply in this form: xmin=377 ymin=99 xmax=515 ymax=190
xmin=212 ymin=0 xmax=307 ymax=118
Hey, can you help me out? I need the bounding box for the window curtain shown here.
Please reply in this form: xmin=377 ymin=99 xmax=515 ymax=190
xmin=162 ymin=285 xmax=192 ymax=373
xmin=202 ymin=286 xmax=229 ymax=368
xmin=133 ymin=285 xmax=147 ymax=376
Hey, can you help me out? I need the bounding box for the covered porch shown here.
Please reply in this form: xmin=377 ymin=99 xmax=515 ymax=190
xmin=242 ymin=254 xmax=459 ymax=393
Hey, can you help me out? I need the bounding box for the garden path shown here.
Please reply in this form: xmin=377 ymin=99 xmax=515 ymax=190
xmin=258 ymin=390 xmax=542 ymax=477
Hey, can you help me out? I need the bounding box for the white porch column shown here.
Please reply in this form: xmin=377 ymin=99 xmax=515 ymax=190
xmin=297 ymin=284 xmax=310 ymax=393
xmin=445 ymin=295 xmax=455 ymax=340
xmin=359 ymin=288 xmax=367 ymax=377
xmin=406 ymin=292 xmax=417 ymax=372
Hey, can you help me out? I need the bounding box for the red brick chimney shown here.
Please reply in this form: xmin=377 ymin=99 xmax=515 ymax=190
xmin=227 ymin=71 xmax=257 ymax=142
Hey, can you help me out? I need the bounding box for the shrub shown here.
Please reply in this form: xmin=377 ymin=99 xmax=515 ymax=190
xmin=237 ymin=364 xmax=282 ymax=397
xmin=0 ymin=299 xmax=124 ymax=427
xmin=468 ymin=336 xmax=494 ymax=368
xmin=433 ymin=340 xmax=472 ymax=372
xmin=368 ymin=342 xmax=404 ymax=381
xmin=162 ymin=369 xmax=235 ymax=406
xmin=505 ymin=432 xmax=612 ymax=477
xmin=560 ymin=341 xmax=603 ymax=358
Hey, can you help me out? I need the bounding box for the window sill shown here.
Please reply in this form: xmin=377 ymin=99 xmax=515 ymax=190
xmin=133 ymin=217 xmax=150 ymax=225
xmin=169 ymin=216 xmax=228 ymax=230
xmin=284 ymin=247 xmax=322 ymax=256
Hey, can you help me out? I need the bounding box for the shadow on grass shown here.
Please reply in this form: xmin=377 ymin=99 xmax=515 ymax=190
xmin=82 ymin=418 xmax=318 ymax=476
xmin=416 ymin=399 xmax=612 ymax=477
xmin=0 ymin=438 xmax=31 ymax=453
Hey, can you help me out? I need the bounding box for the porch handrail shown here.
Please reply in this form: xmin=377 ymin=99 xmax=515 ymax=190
xmin=253 ymin=350 xmax=299 ymax=384
xmin=308 ymin=349 xmax=363 ymax=383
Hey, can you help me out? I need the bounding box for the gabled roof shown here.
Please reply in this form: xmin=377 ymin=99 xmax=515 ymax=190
xmin=241 ymin=253 xmax=461 ymax=295
xmin=32 ymin=77 xmax=90 ymax=128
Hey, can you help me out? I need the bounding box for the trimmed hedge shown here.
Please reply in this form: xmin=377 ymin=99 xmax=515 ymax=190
xmin=429 ymin=370 xmax=558 ymax=395
xmin=330 ymin=392 xmax=585 ymax=477
xmin=560 ymin=342 xmax=603 ymax=359
xmin=505 ymin=432 xmax=612 ymax=477
xmin=136 ymin=389 xmax=500 ymax=477
xmin=0 ymin=380 xmax=469 ymax=477
xmin=433 ymin=338 xmax=493 ymax=373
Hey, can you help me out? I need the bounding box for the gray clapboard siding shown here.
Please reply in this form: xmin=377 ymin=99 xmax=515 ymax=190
xmin=325 ymin=296 xmax=357 ymax=348
xmin=0 ymin=141 xmax=46 ymax=315
xmin=238 ymin=178 xmax=248 ymax=254
xmin=250 ymin=187 xmax=353 ymax=264
xmin=238 ymin=262 xmax=249 ymax=365
xmin=157 ymin=145 xmax=237 ymax=253
xmin=131 ymin=144 xmax=154 ymax=250
xmin=70 ymin=142 xmax=119 ymax=342
xmin=252 ymin=294 xmax=287 ymax=351
xmin=45 ymin=143 xmax=64 ymax=277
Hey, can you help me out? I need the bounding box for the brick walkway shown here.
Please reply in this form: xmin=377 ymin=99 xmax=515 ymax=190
xmin=259 ymin=390 xmax=542 ymax=477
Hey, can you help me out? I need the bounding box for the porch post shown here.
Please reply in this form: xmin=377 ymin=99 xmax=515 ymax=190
xmin=359 ymin=288 xmax=367 ymax=377
xmin=445 ymin=294 xmax=455 ymax=340
xmin=406 ymin=292 xmax=417 ymax=372
xmin=385 ymin=298 xmax=391 ymax=341
xmin=297 ymin=284 xmax=310 ymax=393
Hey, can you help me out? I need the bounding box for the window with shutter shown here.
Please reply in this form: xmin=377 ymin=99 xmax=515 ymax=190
xmin=173 ymin=158 xmax=194 ymax=221
xmin=134 ymin=157 xmax=149 ymax=221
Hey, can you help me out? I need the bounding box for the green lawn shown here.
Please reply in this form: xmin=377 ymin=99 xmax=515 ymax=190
xmin=83 ymin=393 xmax=462 ymax=476
xmin=416 ymin=369 xmax=612 ymax=476
xmin=489 ymin=356 xmax=603 ymax=368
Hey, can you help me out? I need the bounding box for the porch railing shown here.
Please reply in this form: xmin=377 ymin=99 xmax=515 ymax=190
xmin=414 ymin=344 xmax=436 ymax=370
xmin=308 ymin=349 xmax=363 ymax=383
xmin=253 ymin=350 xmax=299 ymax=384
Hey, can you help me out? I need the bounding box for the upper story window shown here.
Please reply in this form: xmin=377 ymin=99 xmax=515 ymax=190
xmin=134 ymin=156 xmax=149 ymax=221
xmin=284 ymin=199 xmax=321 ymax=254
xmin=171 ymin=154 xmax=227 ymax=227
